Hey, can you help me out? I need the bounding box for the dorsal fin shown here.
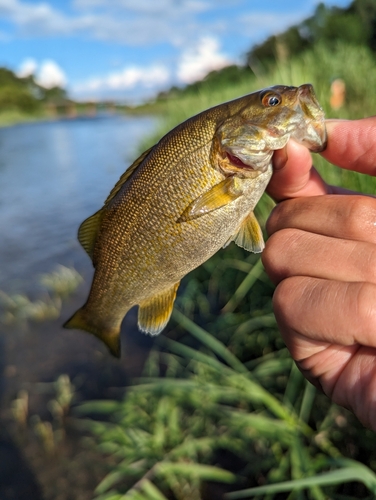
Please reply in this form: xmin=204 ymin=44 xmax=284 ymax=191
xmin=78 ymin=209 xmax=105 ymax=260
xmin=77 ymin=145 xmax=155 ymax=262
xmin=104 ymin=146 xmax=154 ymax=206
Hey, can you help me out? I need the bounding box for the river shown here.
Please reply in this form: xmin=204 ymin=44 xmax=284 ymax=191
xmin=0 ymin=114 xmax=157 ymax=292
xmin=0 ymin=114 xmax=158 ymax=499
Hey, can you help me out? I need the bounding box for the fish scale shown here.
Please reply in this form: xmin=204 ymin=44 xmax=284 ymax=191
xmin=64 ymin=84 xmax=327 ymax=357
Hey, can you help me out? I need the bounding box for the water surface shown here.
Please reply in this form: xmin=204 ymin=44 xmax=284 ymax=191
xmin=0 ymin=114 xmax=156 ymax=292
xmin=0 ymin=114 xmax=158 ymax=498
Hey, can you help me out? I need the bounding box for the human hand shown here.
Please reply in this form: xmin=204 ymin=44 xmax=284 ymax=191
xmin=262 ymin=118 xmax=376 ymax=430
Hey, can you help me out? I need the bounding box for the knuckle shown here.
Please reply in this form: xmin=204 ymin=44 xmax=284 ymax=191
xmin=265 ymin=199 xmax=291 ymax=235
xmin=262 ymin=228 xmax=303 ymax=283
xmin=354 ymin=282 xmax=376 ymax=337
xmin=363 ymin=246 xmax=376 ymax=283
xmin=263 ymin=228 xmax=300 ymax=278
xmin=272 ymin=277 xmax=304 ymax=338
xmin=344 ymin=196 xmax=376 ymax=241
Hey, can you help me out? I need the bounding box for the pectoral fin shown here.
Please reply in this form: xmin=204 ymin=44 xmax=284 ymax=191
xmin=138 ymin=282 xmax=180 ymax=335
xmin=230 ymin=211 xmax=265 ymax=253
xmin=178 ymin=177 xmax=243 ymax=223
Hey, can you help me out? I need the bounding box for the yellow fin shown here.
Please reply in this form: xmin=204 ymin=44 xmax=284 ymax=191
xmin=178 ymin=177 xmax=243 ymax=222
xmin=138 ymin=282 xmax=180 ymax=335
xmin=77 ymin=146 xmax=155 ymax=261
xmin=231 ymin=211 xmax=265 ymax=253
xmin=78 ymin=209 xmax=104 ymax=260
xmin=104 ymin=146 xmax=154 ymax=206
xmin=64 ymin=307 xmax=121 ymax=358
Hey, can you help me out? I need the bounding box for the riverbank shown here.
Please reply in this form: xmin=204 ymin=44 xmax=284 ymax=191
xmin=0 ymin=114 xmax=158 ymax=499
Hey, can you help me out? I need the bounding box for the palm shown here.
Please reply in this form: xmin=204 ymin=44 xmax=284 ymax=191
xmin=294 ymin=337 xmax=376 ymax=431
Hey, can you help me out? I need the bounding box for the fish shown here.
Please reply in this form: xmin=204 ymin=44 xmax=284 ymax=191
xmin=64 ymin=84 xmax=327 ymax=358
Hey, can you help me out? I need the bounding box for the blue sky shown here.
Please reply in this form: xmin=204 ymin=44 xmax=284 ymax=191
xmin=0 ymin=0 xmax=352 ymax=102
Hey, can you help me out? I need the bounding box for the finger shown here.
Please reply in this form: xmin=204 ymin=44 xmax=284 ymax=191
xmin=273 ymin=276 xmax=376 ymax=431
xmin=266 ymin=195 xmax=376 ymax=244
xmin=323 ymin=118 xmax=376 ymax=176
xmin=268 ymin=140 xmax=329 ymax=201
xmin=263 ymin=228 xmax=376 ymax=285
xmin=273 ymin=277 xmax=376 ymax=350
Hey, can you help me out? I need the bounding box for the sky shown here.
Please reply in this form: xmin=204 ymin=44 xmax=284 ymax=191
xmin=0 ymin=0 xmax=352 ymax=102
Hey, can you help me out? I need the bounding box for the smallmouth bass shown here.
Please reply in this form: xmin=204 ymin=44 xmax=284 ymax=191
xmin=64 ymin=84 xmax=327 ymax=357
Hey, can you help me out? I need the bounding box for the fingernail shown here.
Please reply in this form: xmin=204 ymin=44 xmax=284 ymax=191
xmin=273 ymin=147 xmax=288 ymax=170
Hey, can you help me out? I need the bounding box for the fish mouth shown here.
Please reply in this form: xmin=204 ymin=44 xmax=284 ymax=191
xmin=297 ymin=84 xmax=327 ymax=152
xmin=305 ymin=123 xmax=328 ymax=152
xmin=309 ymin=131 xmax=327 ymax=152
xmin=226 ymin=151 xmax=255 ymax=170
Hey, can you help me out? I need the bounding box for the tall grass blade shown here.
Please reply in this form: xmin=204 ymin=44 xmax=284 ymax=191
xmin=139 ymin=480 xmax=169 ymax=500
xmin=225 ymin=462 xmax=376 ymax=499
xmin=171 ymin=309 xmax=249 ymax=374
xmin=156 ymin=462 xmax=236 ymax=483
xmin=222 ymin=258 xmax=265 ymax=313
xmin=299 ymin=381 xmax=316 ymax=423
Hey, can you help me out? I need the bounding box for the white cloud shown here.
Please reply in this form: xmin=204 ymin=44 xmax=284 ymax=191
xmin=177 ymin=37 xmax=231 ymax=84
xmin=0 ymin=0 xmax=348 ymax=48
xmin=16 ymin=58 xmax=67 ymax=88
xmin=37 ymin=60 xmax=67 ymax=88
xmin=73 ymin=0 xmax=209 ymax=14
xmin=0 ymin=0 xmax=71 ymax=36
xmin=72 ymin=37 xmax=232 ymax=100
xmin=16 ymin=57 xmax=37 ymax=78
xmin=73 ymin=63 xmax=170 ymax=98
xmin=0 ymin=0 xmax=220 ymax=45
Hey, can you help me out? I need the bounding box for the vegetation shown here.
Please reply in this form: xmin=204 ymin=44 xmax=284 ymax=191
xmin=4 ymin=1 xmax=376 ymax=498
xmin=0 ymin=67 xmax=70 ymax=124
xmin=61 ymin=2 xmax=376 ymax=498
xmin=246 ymin=1 xmax=376 ymax=69
xmin=72 ymin=38 xmax=376 ymax=500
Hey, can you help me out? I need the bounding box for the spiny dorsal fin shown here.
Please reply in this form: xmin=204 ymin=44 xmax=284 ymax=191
xmin=104 ymin=146 xmax=154 ymax=206
xmin=78 ymin=146 xmax=155 ymax=261
xmin=138 ymin=282 xmax=180 ymax=335
xmin=78 ymin=209 xmax=105 ymax=260
xmin=232 ymin=211 xmax=265 ymax=253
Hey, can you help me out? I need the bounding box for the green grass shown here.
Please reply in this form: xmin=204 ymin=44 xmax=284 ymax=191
xmin=77 ymin=41 xmax=376 ymax=500
xmin=0 ymin=108 xmax=47 ymax=127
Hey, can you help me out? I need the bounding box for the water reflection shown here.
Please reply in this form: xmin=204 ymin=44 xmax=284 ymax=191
xmin=0 ymin=114 xmax=156 ymax=292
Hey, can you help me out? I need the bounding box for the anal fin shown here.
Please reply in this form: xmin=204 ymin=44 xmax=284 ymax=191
xmin=230 ymin=211 xmax=265 ymax=253
xmin=138 ymin=282 xmax=180 ymax=335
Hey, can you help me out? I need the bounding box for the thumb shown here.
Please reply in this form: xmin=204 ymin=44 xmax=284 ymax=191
xmin=267 ymin=139 xmax=329 ymax=202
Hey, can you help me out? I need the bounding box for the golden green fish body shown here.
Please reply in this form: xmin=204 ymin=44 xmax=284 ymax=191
xmin=65 ymin=84 xmax=327 ymax=357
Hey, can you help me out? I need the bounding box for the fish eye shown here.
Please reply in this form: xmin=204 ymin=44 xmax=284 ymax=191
xmin=262 ymin=93 xmax=281 ymax=107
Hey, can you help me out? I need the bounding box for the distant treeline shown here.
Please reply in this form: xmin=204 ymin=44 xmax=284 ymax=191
xmin=157 ymin=0 xmax=376 ymax=101
xmin=248 ymin=0 xmax=376 ymax=67
xmin=0 ymin=67 xmax=67 ymax=115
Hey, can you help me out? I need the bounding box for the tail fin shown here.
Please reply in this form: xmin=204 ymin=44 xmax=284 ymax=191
xmin=64 ymin=307 xmax=121 ymax=358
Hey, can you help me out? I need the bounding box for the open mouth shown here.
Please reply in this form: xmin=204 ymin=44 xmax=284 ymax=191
xmin=226 ymin=151 xmax=254 ymax=170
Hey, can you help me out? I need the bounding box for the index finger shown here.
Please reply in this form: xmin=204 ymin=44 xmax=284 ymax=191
xmin=323 ymin=118 xmax=376 ymax=175
xmin=267 ymin=117 xmax=376 ymax=203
